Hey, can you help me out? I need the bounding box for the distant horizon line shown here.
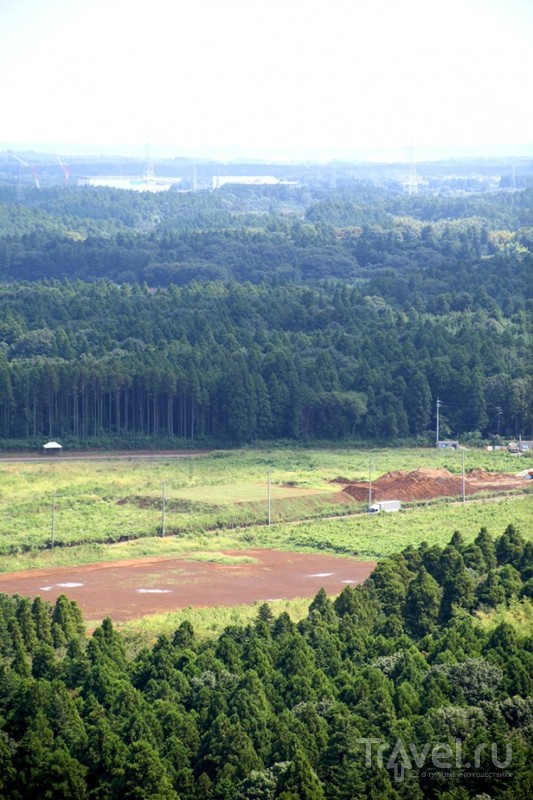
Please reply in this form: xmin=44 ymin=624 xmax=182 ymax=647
xmin=1 ymin=140 xmax=532 ymax=165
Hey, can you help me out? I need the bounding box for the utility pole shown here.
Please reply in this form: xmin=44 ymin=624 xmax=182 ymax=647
xmin=267 ymin=469 xmax=271 ymax=526
xmin=436 ymin=398 xmax=442 ymax=446
xmin=51 ymin=492 xmax=56 ymax=549
xmin=368 ymin=457 xmax=373 ymax=510
xmin=161 ymin=482 xmax=166 ymax=537
xmin=496 ymin=406 xmax=502 ymax=437
xmin=461 ymin=451 xmax=466 ymax=502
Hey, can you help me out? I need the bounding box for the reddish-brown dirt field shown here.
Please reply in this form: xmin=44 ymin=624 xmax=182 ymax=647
xmin=0 ymin=550 xmax=375 ymax=623
xmin=334 ymin=468 xmax=529 ymax=503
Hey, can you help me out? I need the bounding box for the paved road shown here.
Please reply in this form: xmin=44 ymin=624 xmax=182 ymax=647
xmin=0 ymin=450 xmax=212 ymax=464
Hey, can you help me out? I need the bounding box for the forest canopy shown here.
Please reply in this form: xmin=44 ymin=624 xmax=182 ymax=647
xmin=0 ymin=166 xmax=531 ymax=446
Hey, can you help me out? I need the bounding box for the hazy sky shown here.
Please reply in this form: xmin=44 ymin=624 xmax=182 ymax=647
xmin=1 ymin=0 xmax=532 ymax=160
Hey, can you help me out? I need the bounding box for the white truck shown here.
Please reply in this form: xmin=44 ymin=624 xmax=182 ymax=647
xmin=368 ymin=500 xmax=401 ymax=514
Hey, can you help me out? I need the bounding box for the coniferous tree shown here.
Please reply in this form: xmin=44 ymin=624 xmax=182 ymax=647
xmin=405 ymin=567 xmax=442 ymax=637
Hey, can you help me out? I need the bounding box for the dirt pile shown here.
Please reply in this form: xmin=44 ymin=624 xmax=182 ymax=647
xmin=339 ymin=468 xmax=529 ymax=503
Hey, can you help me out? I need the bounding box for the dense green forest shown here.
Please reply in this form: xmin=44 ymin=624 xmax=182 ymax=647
xmin=0 ymin=280 xmax=530 ymax=443
xmin=0 ymin=525 xmax=531 ymax=799
xmin=0 ymin=164 xmax=531 ymax=445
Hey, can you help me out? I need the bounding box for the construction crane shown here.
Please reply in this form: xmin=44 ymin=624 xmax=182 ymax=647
xmin=56 ymin=154 xmax=70 ymax=186
xmin=9 ymin=152 xmax=41 ymax=189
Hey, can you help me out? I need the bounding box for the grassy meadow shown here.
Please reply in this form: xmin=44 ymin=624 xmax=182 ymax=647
xmin=112 ymin=597 xmax=314 ymax=654
xmin=0 ymin=446 xmax=530 ymax=569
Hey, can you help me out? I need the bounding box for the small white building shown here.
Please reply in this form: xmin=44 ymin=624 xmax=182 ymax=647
xmin=42 ymin=441 xmax=63 ymax=456
xmin=78 ymin=176 xmax=178 ymax=192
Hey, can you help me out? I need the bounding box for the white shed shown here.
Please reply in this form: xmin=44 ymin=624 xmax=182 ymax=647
xmin=42 ymin=441 xmax=63 ymax=456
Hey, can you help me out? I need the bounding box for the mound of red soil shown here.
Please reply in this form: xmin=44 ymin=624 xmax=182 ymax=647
xmin=468 ymin=468 xmax=494 ymax=479
xmin=339 ymin=467 xmax=528 ymax=503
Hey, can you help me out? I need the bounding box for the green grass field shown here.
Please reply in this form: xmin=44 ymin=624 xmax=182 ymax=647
xmin=0 ymin=446 xmax=529 ymax=552
xmin=0 ymin=446 xmax=530 ymax=570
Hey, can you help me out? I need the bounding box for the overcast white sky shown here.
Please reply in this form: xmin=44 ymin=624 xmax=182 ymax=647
xmin=1 ymin=0 xmax=532 ymax=160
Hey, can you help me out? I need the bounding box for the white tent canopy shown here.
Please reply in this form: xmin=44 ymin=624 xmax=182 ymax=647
xmin=43 ymin=441 xmax=63 ymax=449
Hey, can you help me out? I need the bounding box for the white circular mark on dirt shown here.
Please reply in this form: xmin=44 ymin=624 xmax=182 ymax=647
xmin=342 ymin=579 xmax=357 ymax=583
xmin=40 ymin=586 xmax=54 ymax=591
xmin=308 ymin=572 xmax=334 ymax=578
xmin=136 ymin=588 xmax=172 ymax=594
xmin=57 ymin=582 xmax=84 ymax=588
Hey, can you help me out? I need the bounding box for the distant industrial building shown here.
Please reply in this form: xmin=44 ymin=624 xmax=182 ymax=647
xmin=212 ymin=175 xmax=297 ymax=189
xmin=77 ymin=176 xmax=180 ymax=192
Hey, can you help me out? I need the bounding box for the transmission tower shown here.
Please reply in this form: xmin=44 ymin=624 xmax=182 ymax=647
xmin=10 ymin=152 xmax=40 ymax=195
xmin=406 ymin=141 xmax=418 ymax=195
xmin=144 ymin=138 xmax=155 ymax=181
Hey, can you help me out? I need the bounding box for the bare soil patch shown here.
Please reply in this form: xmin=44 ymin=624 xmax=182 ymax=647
xmin=0 ymin=550 xmax=375 ymax=623
xmin=116 ymin=495 xmax=210 ymax=512
xmin=337 ymin=468 xmax=529 ymax=503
